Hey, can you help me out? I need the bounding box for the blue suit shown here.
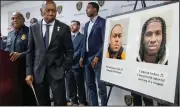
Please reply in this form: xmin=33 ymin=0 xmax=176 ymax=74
xmin=81 ymin=16 xmax=107 ymax=106
xmin=66 ymin=32 xmax=87 ymax=105
xmin=72 ymin=32 xmax=84 ymax=69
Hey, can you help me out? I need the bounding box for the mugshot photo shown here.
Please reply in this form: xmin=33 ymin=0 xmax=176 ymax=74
xmin=106 ymin=18 xmax=129 ymax=60
xmin=137 ymin=10 xmax=173 ymax=65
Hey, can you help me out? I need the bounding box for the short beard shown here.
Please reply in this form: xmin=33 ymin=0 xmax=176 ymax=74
xmin=108 ymin=47 xmax=118 ymax=55
xmin=72 ymin=29 xmax=78 ymax=33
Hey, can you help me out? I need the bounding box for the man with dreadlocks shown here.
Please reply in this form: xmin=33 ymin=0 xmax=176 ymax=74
xmin=107 ymin=24 xmax=126 ymax=59
xmin=132 ymin=16 xmax=168 ymax=106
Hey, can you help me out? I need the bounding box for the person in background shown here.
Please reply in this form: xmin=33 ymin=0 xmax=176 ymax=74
xmin=30 ymin=18 xmax=38 ymax=25
xmin=5 ymin=12 xmax=36 ymax=106
xmin=25 ymin=1 xmax=74 ymax=106
xmin=107 ymin=24 xmax=126 ymax=59
xmin=79 ymin=2 xmax=107 ymax=106
xmin=7 ymin=25 xmax=14 ymax=33
xmin=66 ymin=20 xmax=87 ymax=106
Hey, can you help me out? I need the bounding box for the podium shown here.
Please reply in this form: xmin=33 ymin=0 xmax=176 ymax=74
xmin=0 ymin=49 xmax=23 ymax=105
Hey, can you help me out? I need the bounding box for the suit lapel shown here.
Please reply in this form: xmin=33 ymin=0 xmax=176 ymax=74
xmin=48 ymin=20 xmax=60 ymax=50
xmin=10 ymin=31 xmax=16 ymax=52
xmin=89 ymin=16 xmax=100 ymax=36
xmin=73 ymin=32 xmax=79 ymax=43
xmin=38 ymin=20 xmax=45 ymax=50
xmin=39 ymin=20 xmax=44 ymax=40
xmin=73 ymin=33 xmax=81 ymax=50
xmin=84 ymin=22 xmax=89 ymax=37
xmin=49 ymin=20 xmax=58 ymax=45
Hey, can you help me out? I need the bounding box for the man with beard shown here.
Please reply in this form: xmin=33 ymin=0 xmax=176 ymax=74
xmin=107 ymin=24 xmax=126 ymax=59
xmin=66 ymin=20 xmax=87 ymax=106
xmin=132 ymin=17 xmax=169 ymax=106
xmin=4 ymin=12 xmax=36 ymax=105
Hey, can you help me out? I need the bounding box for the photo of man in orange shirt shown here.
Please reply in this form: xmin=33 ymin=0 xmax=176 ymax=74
xmin=107 ymin=24 xmax=126 ymax=60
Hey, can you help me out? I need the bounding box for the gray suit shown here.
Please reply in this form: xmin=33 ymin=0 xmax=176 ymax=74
xmin=26 ymin=19 xmax=74 ymax=105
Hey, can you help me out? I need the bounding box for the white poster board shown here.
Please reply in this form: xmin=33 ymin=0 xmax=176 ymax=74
xmin=101 ymin=2 xmax=179 ymax=103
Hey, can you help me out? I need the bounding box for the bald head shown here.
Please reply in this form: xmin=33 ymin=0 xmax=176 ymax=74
xmin=12 ymin=12 xmax=23 ymax=17
xmin=11 ymin=12 xmax=25 ymax=30
xmin=30 ymin=18 xmax=38 ymax=25
xmin=42 ymin=1 xmax=56 ymax=9
xmin=40 ymin=0 xmax=57 ymax=23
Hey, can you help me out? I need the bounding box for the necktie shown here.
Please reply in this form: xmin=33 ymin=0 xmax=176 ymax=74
xmin=44 ymin=24 xmax=50 ymax=49
xmin=72 ymin=35 xmax=75 ymax=40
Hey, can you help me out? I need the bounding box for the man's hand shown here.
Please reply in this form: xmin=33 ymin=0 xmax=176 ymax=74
xmin=25 ymin=75 xmax=33 ymax=88
xmin=79 ymin=58 xmax=84 ymax=67
xmin=10 ymin=52 xmax=21 ymax=61
xmin=91 ymin=56 xmax=99 ymax=69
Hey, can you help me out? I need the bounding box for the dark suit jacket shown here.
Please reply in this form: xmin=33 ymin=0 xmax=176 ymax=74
xmin=81 ymin=16 xmax=106 ymax=63
xmin=72 ymin=32 xmax=84 ymax=69
xmin=5 ymin=25 xmax=29 ymax=57
xmin=5 ymin=25 xmax=29 ymax=79
xmin=26 ymin=19 xmax=74 ymax=83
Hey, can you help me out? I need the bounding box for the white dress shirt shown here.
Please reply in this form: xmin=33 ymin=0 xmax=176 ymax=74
xmin=71 ymin=31 xmax=79 ymax=40
xmin=42 ymin=19 xmax=55 ymax=45
xmin=86 ymin=15 xmax=98 ymax=52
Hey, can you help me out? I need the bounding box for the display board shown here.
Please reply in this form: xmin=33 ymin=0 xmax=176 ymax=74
xmin=101 ymin=2 xmax=179 ymax=103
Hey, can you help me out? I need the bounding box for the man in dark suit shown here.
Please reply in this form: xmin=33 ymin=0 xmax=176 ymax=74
xmin=79 ymin=2 xmax=107 ymax=106
xmin=4 ymin=12 xmax=36 ymax=106
xmin=66 ymin=20 xmax=87 ymax=106
xmin=25 ymin=1 xmax=74 ymax=106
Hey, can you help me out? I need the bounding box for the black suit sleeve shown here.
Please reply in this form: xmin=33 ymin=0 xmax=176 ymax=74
xmin=26 ymin=26 xmax=35 ymax=76
xmin=20 ymin=40 xmax=29 ymax=58
xmin=20 ymin=51 xmax=27 ymax=58
xmin=62 ymin=26 xmax=74 ymax=71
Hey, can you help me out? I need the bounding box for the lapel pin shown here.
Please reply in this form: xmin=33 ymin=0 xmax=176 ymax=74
xmin=57 ymin=26 xmax=60 ymax=31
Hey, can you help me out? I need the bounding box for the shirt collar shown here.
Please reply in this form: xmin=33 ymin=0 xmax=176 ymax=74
xmin=71 ymin=31 xmax=79 ymax=37
xmin=90 ymin=15 xmax=98 ymax=23
xmin=42 ymin=19 xmax=55 ymax=26
xmin=14 ymin=26 xmax=24 ymax=35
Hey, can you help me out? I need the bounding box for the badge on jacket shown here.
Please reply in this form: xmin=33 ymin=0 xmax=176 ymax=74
xmin=21 ymin=34 xmax=26 ymax=40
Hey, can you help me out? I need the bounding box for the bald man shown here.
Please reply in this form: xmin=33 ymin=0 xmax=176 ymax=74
xmin=5 ymin=12 xmax=36 ymax=105
xmin=107 ymin=24 xmax=126 ymax=59
xmin=30 ymin=18 xmax=38 ymax=25
xmin=25 ymin=1 xmax=73 ymax=106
